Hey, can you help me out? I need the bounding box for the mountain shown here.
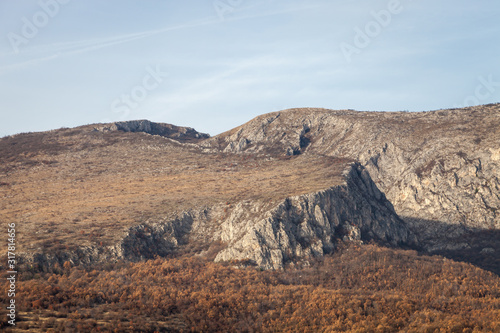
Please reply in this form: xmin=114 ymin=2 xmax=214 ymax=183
xmin=2 ymin=105 xmax=500 ymax=331
xmin=203 ymin=104 xmax=500 ymax=270
xmin=0 ymin=104 xmax=499 ymax=273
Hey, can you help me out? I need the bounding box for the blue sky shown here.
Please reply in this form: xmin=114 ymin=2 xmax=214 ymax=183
xmin=1 ymin=0 xmax=499 ymax=137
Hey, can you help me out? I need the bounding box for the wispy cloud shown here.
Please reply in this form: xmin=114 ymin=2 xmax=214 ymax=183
xmin=0 ymin=21 xmax=213 ymax=75
xmin=0 ymin=2 xmax=320 ymax=76
xmin=224 ymin=1 xmax=324 ymax=22
xmin=149 ymin=51 xmax=327 ymax=118
xmin=0 ymin=17 xmax=219 ymax=75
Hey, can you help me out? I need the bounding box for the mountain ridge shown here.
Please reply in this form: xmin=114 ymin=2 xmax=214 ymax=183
xmin=1 ymin=104 xmax=499 ymax=273
xmin=207 ymin=104 xmax=500 ymax=253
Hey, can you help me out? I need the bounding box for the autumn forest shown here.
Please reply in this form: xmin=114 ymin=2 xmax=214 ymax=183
xmin=2 ymin=244 xmax=500 ymax=332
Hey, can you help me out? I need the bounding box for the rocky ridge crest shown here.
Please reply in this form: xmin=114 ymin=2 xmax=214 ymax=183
xmin=92 ymin=119 xmax=209 ymax=143
xmin=6 ymin=104 xmax=500 ymax=272
xmin=205 ymin=105 xmax=500 ymax=253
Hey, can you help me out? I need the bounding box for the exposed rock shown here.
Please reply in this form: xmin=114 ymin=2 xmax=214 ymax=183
xmin=20 ymin=163 xmax=414 ymax=270
xmin=207 ymin=105 xmax=500 ymax=252
xmin=93 ymin=119 xmax=209 ymax=142
xmin=342 ymin=224 xmax=362 ymax=243
xmin=481 ymin=247 xmax=495 ymax=254
xmin=214 ymin=163 xmax=414 ymax=269
xmin=9 ymin=104 xmax=500 ymax=272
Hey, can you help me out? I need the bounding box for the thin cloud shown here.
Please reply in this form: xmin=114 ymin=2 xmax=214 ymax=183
xmin=0 ymin=17 xmax=218 ymax=75
xmin=224 ymin=2 xmax=324 ymax=23
xmin=0 ymin=2 xmax=323 ymax=75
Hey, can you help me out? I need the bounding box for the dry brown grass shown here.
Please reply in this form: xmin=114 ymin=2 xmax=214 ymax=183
xmin=0 ymin=126 xmax=349 ymax=254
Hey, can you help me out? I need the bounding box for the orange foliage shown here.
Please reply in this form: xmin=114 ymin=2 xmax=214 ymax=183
xmin=1 ymin=245 xmax=499 ymax=332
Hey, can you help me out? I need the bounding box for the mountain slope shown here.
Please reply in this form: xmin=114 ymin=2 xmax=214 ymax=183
xmin=1 ymin=120 xmax=413 ymax=270
xmin=205 ymin=105 xmax=500 ymax=258
xmin=1 ymin=105 xmax=499 ymax=273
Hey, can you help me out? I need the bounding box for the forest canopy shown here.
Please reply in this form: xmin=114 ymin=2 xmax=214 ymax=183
xmin=2 ymin=244 xmax=500 ymax=332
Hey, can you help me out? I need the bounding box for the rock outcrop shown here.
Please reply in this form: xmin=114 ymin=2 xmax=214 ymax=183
xmin=93 ymin=119 xmax=209 ymax=142
xmin=20 ymin=163 xmax=414 ymax=270
xmin=206 ymin=105 xmax=500 ymax=252
xmin=8 ymin=104 xmax=500 ymax=272
xmin=213 ymin=163 xmax=414 ymax=269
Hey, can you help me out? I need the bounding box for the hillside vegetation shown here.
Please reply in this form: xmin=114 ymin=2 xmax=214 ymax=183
xmin=1 ymin=245 xmax=499 ymax=332
xmin=1 ymin=106 xmax=499 ymax=332
xmin=0 ymin=124 xmax=347 ymax=255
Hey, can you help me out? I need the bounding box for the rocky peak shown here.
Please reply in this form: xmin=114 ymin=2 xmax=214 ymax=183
xmin=93 ymin=119 xmax=210 ymax=143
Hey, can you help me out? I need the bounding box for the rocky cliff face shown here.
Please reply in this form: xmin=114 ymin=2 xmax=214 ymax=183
xmin=21 ymin=163 xmax=414 ymax=270
xmin=213 ymin=163 xmax=414 ymax=269
xmin=92 ymin=119 xmax=209 ymax=142
xmin=9 ymin=104 xmax=500 ymax=272
xmin=205 ymin=105 xmax=500 ymax=253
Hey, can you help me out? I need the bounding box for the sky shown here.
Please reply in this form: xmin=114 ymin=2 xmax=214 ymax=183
xmin=0 ymin=0 xmax=499 ymax=137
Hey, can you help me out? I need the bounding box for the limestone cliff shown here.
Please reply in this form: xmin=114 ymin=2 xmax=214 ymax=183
xmin=92 ymin=119 xmax=209 ymax=142
xmin=20 ymin=163 xmax=414 ymax=270
xmin=205 ymin=105 xmax=500 ymax=253
xmin=213 ymin=163 xmax=414 ymax=269
xmin=6 ymin=104 xmax=499 ymax=272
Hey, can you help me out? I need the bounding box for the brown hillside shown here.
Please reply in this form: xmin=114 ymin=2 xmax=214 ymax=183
xmin=0 ymin=123 xmax=347 ymax=256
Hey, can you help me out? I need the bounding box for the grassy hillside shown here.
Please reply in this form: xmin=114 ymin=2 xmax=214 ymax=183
xmin=0 ymin=125 xmax=347 ymax=255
